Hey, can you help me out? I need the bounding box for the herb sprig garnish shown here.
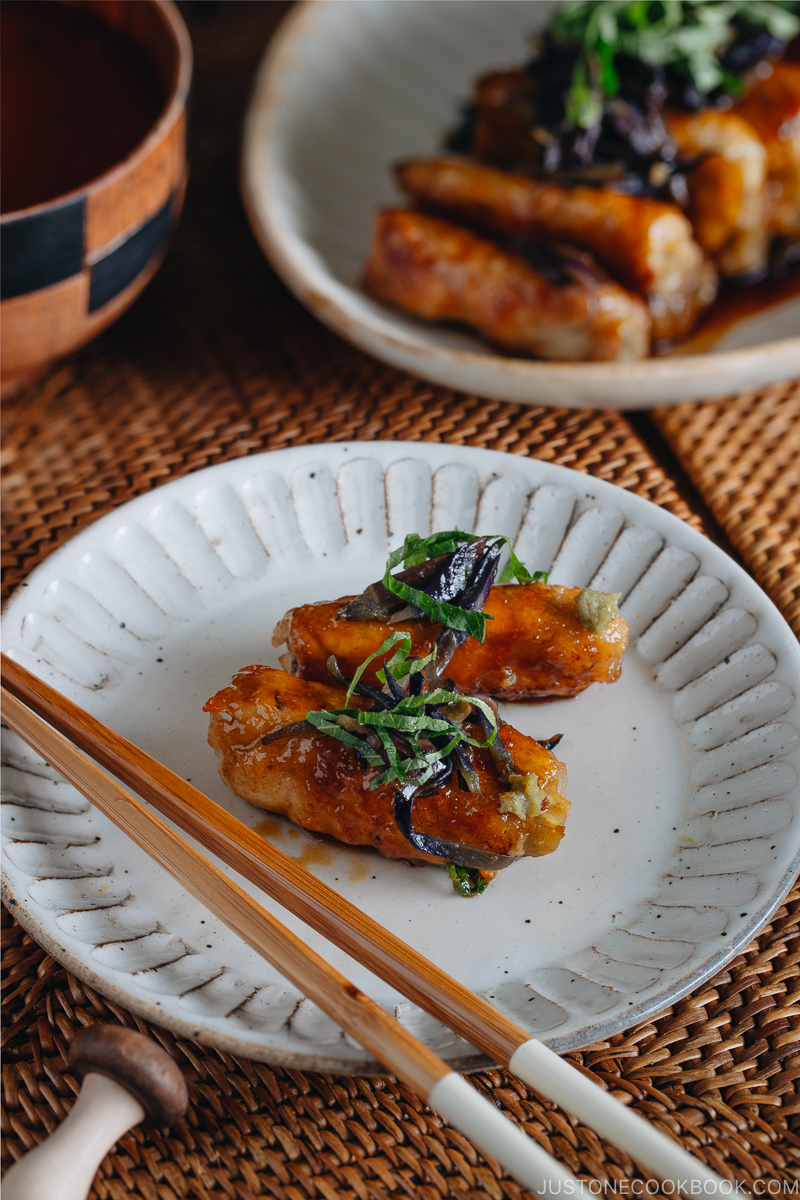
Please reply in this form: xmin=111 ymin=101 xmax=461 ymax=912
xmin=340 ymin=530 xmax=546 ymax=646
xmin=446 ymin=864 xmax=490 ymax=897
xmin=383 ymin=532 xmax=543 ymax=642
xmin=550 ymin=1 xmax=800 ymax=129
xmin=302 ymin=631 xmax=500 ymax=793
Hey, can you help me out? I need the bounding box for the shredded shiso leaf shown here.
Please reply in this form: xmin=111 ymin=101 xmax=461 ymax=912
xmin=262 ymin=629 xmax=553 ymax=890
xmin=381 ymin=531 xmax=545 ymax=642
xmin=446 ymin=864 xmax=490 ymax=897
xmin=551 ymin=1 xmax=800 ymax=129
xmin=302 ymin=631 xmax=499 ymax=793
xmin=446 ymin=0 xmax=799 ymax=188
xmin=340 ymin=530 xmax=547 ymax=650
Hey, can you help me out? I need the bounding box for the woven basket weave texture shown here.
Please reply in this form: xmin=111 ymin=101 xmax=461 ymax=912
xmin=655 ymin=381 xmax=800 ymax=636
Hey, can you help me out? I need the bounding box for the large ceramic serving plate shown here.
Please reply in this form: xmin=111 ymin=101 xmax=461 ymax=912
xmin=241 ymin=0 xmax=800 ymax=411
xmin=3 ymin=443 xmax=800 ymax=1073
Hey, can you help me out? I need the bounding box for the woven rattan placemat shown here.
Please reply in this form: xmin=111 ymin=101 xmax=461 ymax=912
xmin=654 ymin=381 xmax=800 ymax=638
xmin=3 ymin=4 xmax=799 ymax=1195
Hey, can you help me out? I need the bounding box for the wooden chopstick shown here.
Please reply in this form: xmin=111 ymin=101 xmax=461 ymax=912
xmin=2 ymin=655 xmax=722 ymax=1191
xmin=1 ymin=684 xmax=577 ymax=1195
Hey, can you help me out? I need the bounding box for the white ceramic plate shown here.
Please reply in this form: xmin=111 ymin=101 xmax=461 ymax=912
xmin=3 ymin=442 xmax=800 ymax=1073
xmin=241 ymin=0 xmax=800 ymax=411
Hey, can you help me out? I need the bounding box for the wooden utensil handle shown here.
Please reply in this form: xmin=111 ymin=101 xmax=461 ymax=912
xmin=0 ymin=688 xmax=579 ymax=1196
xmin=2 ymin=1074 xmax=145 ymax=1200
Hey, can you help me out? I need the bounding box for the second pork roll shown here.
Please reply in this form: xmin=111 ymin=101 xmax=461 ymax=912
xmin=274 ymin=580 xmax=630 ymax=702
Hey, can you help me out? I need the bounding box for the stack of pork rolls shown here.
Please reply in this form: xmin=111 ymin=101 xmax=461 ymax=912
xmin=207 ymin=532 xmax=631 ymax=896
xmin=362 ymin=0 xmax=800 ymax=362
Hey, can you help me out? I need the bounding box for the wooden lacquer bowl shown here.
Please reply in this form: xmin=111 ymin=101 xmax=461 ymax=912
xmin=0 ymin=0 xmax=192 ymax=397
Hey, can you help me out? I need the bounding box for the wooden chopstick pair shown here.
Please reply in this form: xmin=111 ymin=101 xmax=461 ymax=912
xmin=2 ymin=685 xmax=570 ymax=1195
xmin=2 ymin=655 xmax=723 ymax=1193
xmin=2 ymin=676 xmax=573 ymax=1195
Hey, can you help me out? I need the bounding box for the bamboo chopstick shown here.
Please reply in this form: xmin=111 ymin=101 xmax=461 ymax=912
xmin=2 ymin=654 xmax=723 ymax=1191
xmin=1 ymin=684 xmax=578 ymax=1196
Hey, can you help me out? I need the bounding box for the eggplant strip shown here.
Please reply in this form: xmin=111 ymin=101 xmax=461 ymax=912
xmin=393 ymin=784 xmax=519 ymax=871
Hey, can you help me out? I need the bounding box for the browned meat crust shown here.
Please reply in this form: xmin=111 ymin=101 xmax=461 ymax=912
xmin=395 ymin=157 xmax=718 ymax=342
xmin=665 ymin=109 xmax=768 ymax=277
xmin=204 ymin=667 xmax=569 ymax=864
xmin=363 ymin=208 xmax=650 ymax=361
xmin=738 ymin=62 xmax=800 ymax=240
xmin=273 ymin=582 xmax=630 ymax=702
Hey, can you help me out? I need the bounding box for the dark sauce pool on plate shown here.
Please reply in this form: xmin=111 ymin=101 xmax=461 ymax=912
xmin=681 ymin=269 xmax=800 ymax=353
xmin=655 ymin=267 xmax=800 ymax=355
xmin=1 ymin=1 xmax=166 ymax=213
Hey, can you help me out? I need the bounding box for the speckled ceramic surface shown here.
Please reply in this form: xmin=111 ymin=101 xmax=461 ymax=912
xmin=3 ymin=443 xmax=800 ymax=1072
xmin=241 ymin=0 xmax=800 ymax=410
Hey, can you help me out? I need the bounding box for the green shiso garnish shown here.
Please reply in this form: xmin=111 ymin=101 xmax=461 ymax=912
xmin=550 ymin=0 xmax=800 ymax=129
xmin=303 ymin=631 xmax=499 ymax=792
xmin=378 ymin=530 xmax=547 ymax=644
xmin=446 ymin=864 xmax=490 ymax=897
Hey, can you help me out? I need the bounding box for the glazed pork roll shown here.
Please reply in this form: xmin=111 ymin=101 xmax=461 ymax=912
xmin=205 ymin=667 xmax=570 ymax=868
xmin=665 ymin=108 xmax=769 ymax=278
xmin=273 ymin=581 xmax=630 ymax=702
xmin=395 ymin=157 xmax=718 ymax=342
xmin=738 ymin=61 xmax=800 ymax=241
xmin=363 ymin=208 xmax=651 ymax=362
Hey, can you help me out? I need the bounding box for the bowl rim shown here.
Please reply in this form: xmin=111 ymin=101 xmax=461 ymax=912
xmin=0 ymin=0 xmax=193 ymax=226
xmin=241 ymin=0 xmax=800 ymax=399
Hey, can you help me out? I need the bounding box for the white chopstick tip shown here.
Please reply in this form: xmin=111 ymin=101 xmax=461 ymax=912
xmin=510 ymin=1040 xmax=727 ymax=1194
xmin=428 ymin=1071 xmax=585 ymax=1197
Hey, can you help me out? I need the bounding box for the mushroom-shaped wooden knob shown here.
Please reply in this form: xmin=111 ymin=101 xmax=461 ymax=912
xmin=69 ymin=1024 xmax=189 ymax=1127
xmin=3 ymin=1025 xmax=189 ymax=1200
